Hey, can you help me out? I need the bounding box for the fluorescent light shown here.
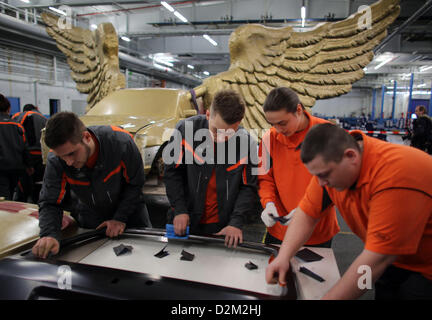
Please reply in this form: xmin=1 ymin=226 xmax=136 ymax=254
xmin=121 ymin=36 xmax=131 ymax=42
xmin=420 ymin=65 xmax=432 ymax=72
xmin=203 ymin=34 xmax=218 ymax=46
xmin=301 ymin=6 xmax=306 ymax=19
xmin=154 ymin=58 xmax=173 ymax=67
xmin=49 ymin=7 xmax=67 ymax=16
xmin=20 ymin=0 xmax=30 ymax=3
xmin=374 ymin=56 xmax=394 ymax=70
xmin=418 ymin=83 xmax=426 ymax=88
xmin=161 ymin=1 xmax=175 ymax=12
xmin=90 ymin=24 xmax=97 ymax=30
xmin=153 ymin=63 xmax=171 ymax=71
xmin=203 ymin=71 xmax=210 ymax=76
xmin=301 ymin=5 xmax=306 ymax=27
xmin=174 ymin=11 xmax=188 ymax=23
xmin=187 ymin=64 xmax=195 ymax=69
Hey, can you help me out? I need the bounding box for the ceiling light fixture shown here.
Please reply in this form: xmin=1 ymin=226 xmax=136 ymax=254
xmin=187 ymin=64 xmax=195 ymax=69
xmin=420 ymin=65 xmax=432 ymax=72
xmin=49 ymin=7 xmax=67 ymax=16
xmin=173 ymin=11 xmax=188 ymax=23
xmin=203 ymin=71 xmax=210 ymax=76
xmin=203 ymin=34 xmax=218 ymax=46
xmin=374 ymin=56 xmax=394 ymax=70
xmin=301 ymin=2 xmax=306 ymax=27
xmin=154 ymin=58 xmax=173 ymax=67
xmin=161 ymin=1 xmax=175 ymax=12
xmin=121 ymin=36 xmax=131 ymax=42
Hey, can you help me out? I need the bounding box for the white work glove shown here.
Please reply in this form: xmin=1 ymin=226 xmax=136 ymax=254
xmin=261 ymin=202 xmax=279 ymax=227
xmin=261 ymin=203 xmax=296 ymax=227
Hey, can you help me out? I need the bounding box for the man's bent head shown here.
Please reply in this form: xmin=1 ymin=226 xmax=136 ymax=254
xmin=207 ymin=89 xmax=245 ymax=142
xmin=45 ymin=112 xmax=91 ymax=169
xmin=301 ymin=123 xmax=362 ymax=191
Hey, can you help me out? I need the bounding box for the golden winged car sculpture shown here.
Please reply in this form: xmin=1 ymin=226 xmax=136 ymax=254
xmin=42 ymin=12 xmax=126 ymax=111
xmin=41 ymin=0 xmax=399 ymax=175
xmin=193 ymin=0 xmax=400 ymax=131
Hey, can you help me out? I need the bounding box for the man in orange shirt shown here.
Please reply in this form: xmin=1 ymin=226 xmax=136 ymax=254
xmin=258 ymin=87 xmax=339 ymax=246
xmin=266 ymin=123 xmax=432 ymax=299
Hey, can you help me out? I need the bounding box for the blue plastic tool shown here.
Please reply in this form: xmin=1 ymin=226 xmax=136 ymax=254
xmin=165 ymin=224 xmax=189 ymax=239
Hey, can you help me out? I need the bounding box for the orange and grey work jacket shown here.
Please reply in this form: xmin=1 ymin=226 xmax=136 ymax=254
xmin=12 ymin=110 xmax=47 ymax=156
xmin=0 ymin=113 xmax=31 ymax=171
xmin=38 ymin=126 xmax=147 ymax=240
xmin=164 ymin=115 xmax=259 ymax=233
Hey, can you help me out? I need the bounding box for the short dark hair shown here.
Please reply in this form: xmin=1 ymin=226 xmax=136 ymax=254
xmin=0 ymin=94 xmax=10 ymax=113
xmin=416 ymin=105 xmax=427 ymax=114
xmin=211 ymin=89 xmax=245 ymax=125
xmin=44 ymin=111 xmax=86 ymax=149
xmin=263 ymin=87 xmax=302 ymax=113
xmin=301 ymin=123 xmax=360 ymax=164
xmin=23 ymin=104 xmax=36 ymax=111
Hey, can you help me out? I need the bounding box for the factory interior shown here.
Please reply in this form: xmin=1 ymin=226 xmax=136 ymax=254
xmin=0 ymin=0 xmax=431 ymax=303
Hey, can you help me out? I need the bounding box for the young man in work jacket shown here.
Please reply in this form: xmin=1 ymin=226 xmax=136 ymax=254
xmin=258 ymin=87 xmax=339 ymax=247
xmin=266 ymin=123 xmax=432 ymax=299
xmin=12 ymin=104 xmax=47 ymax=203
xmin=32 ymin=111 xmax=151 ymax=259
xmin=0 ymin=94 xmax=33 ymax=199
xmin=163 ymin=89 xmax=259 ymax=248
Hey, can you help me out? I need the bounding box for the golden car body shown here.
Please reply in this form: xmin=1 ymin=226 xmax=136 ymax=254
xmin=80 ymin=87 xmax=197 ymax=175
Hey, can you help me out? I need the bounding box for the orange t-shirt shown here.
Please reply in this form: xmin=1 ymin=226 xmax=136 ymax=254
xmin=299 ymin=131 xmax=432 ymax=280
xmin=200 ymin=168 xmax=219 ymax=224
xmin=258 ymin=112 xmax=340 ymax=244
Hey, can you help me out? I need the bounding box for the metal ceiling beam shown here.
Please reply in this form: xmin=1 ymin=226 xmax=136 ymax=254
xmin=375 ymin=0 xmax=432 ymax=54
xmin=0 ymin=12 xmax=201 ymax=86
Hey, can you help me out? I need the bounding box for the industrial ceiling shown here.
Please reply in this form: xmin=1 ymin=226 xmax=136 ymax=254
xmin=1 ymin=0 xmax=432 ymax=89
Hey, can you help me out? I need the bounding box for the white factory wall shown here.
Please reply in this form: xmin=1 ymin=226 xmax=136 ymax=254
xmin=312 ymin=89 xmax=371 ymax=118
xmin=0 ymin=76 xmax=87 ymax=116
xmin=312 ymin=88 xmax=431 ymax=119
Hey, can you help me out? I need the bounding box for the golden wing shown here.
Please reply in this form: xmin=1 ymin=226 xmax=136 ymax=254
xmin=194 ymin=0 xmax=400 ymax=131
xmin=41 ymin=12 xmax=125 ymax=111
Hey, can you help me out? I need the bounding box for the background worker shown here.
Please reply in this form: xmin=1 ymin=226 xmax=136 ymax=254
xmin=259 ymin=87 xmax=339 ymax=247
xmin=164 ymin=89 xmax=259 ymax=248
xmin=13 ymin=104 xmax=47 ymax=203
xmin=266 ymin=123 xmax=432 ymax=299
xmin=0 ymin=94 xmax=33 ymax=200
xmin=411 ymin=105 xmax=432 ymax=154
xmin=32 ymin=111 xmax=151 ymax=258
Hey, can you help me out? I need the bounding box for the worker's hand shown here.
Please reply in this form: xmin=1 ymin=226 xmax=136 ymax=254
xmin=32 ymin=236 xmax=60 ymax=259
xmin=173 ymin=213 xmax=189 ymax=236
xmin=97 ymin=220 xmax=126 ymax=238
xmin=215 ymin=226 xmax=243 ymax=248
xmin=279 ymin=208 xmax=296 ymax=226
xmin=265 ymin=255 xmax=291 ymax=286
xmin=261 ymin=202 xmax=278 ymax=227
